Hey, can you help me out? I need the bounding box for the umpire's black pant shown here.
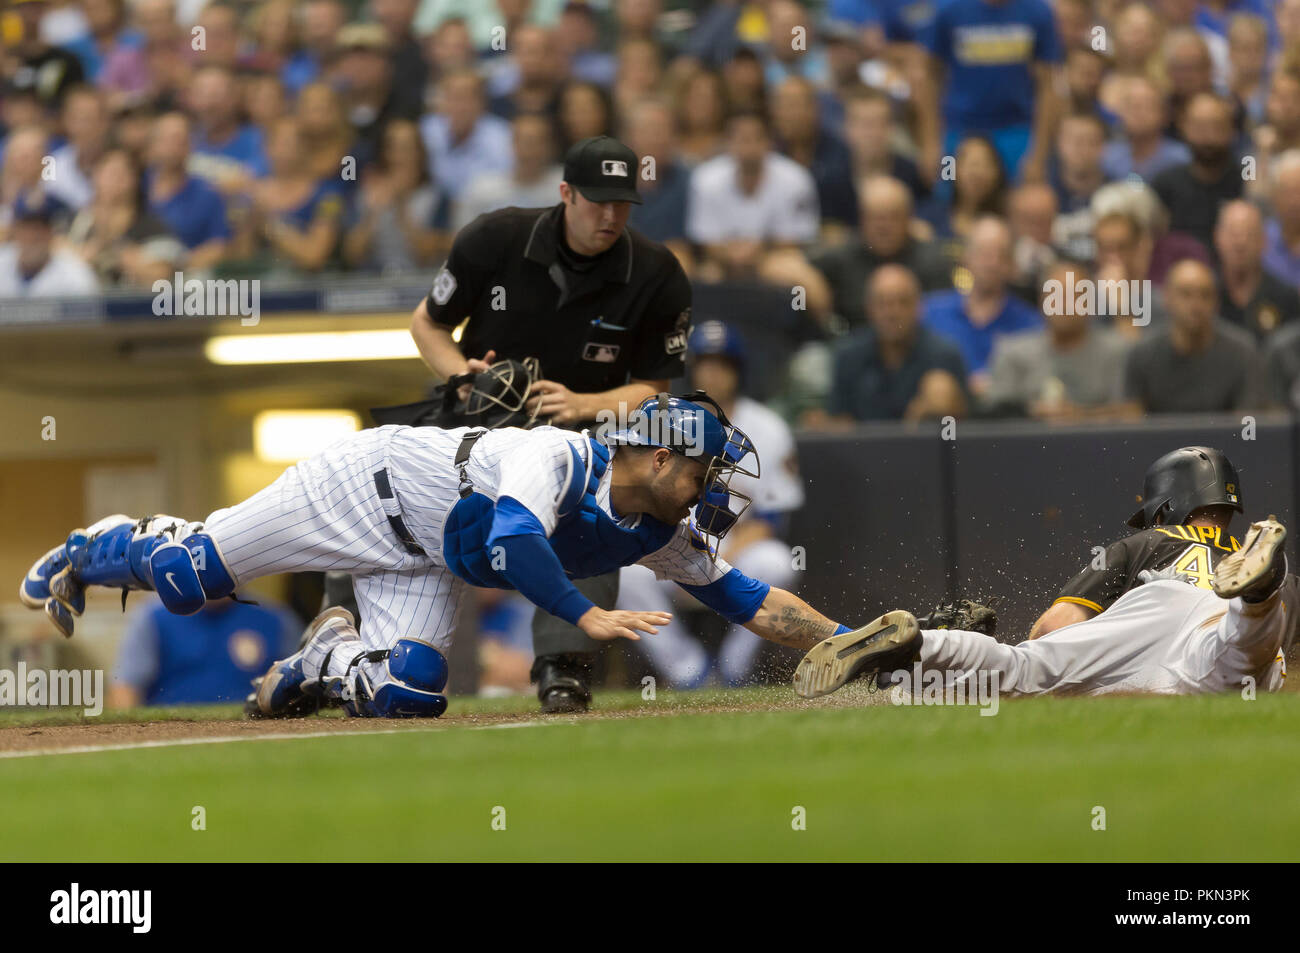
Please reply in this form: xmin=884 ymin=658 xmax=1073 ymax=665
xmin=531 ymin=570 xmax=619 ymax=657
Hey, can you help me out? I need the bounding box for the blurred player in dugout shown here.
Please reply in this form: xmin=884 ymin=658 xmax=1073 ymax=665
xmin=409 ymin=135 xmax=691 ymax=713
xmin=110 ymin=596 xmax=301 ymax=707
xmin=617 ymin=321 xmax=805 ymax=686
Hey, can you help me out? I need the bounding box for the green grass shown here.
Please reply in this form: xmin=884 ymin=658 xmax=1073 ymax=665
xmin=2 ymin=689 xmax=1297 ymax=861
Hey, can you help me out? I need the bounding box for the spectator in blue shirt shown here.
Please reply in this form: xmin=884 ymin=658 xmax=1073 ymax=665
xmin=109 ymin=595 xmax=301 ymax=707
xmin=923 ymin=215 xmax=1043 ymax=389
xmin=420 ymin=68 xmax=514 ymax=199
xmin=145 ymin=112 xmax=231 ymax=269
xmin=1101 ymin=74 xmax=1193 ymax=183
xmin=830 ymin=0 xmax=941 ymax=116
xmin=556 ymin=2 xmax=617 ymax=87
xmin=920 ymin=0 xmax=1062 ymax=184
xmin=281 ymin=0 xmax=348 ymax=94
xmin=61 ymin=0 xmax=132 ymax=81
xmin=188 ymin=65 xmax=270 ymax=196
xmin=856 ymin=0 xmax=942 ymax=46
xmin=1197 ymin=0 xmax=1280 ymax=53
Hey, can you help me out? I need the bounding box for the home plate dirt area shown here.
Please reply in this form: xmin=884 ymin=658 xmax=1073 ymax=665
xmin=0 ymin=684 xmax=891 ymax=755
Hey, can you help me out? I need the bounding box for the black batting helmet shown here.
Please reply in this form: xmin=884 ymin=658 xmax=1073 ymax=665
xmin=1126 ymin=446 xmax=1243 ymax=529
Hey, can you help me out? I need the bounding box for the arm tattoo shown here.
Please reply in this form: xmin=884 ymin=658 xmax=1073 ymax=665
xmin=766 ymin=605 xmax=838 ymax=649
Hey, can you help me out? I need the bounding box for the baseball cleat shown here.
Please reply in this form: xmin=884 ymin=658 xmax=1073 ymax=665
xmin=1212 ymin=516 xmax=1288 ymax=602
xmin=48 ymin=566 xmax=86 ymax=616
xmin=793 ymin=611 xmax=923 ymax=699
xmin=246 ymin=606 xmax=358 ymax=719
xmin=44 ymin=599 xmax=75 ymax=639
xmin=20 ymin=543 xmax=72 ymax=608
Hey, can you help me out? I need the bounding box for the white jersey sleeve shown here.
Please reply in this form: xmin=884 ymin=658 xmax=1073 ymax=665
xmin=493 ymin=428 xmax=580 ymax=537
xmin=637 ymin=520 xmax=735 ymax=586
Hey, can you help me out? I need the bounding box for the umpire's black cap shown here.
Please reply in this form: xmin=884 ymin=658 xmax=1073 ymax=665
xmin=563 ymin=135 xmax=642 ymax=204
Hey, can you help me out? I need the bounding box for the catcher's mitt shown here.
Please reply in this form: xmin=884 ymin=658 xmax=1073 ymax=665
xmin=916 ymin=598 xmax=999 ymax=636
xmin=370 ymin=357 xmax=548 ymax=430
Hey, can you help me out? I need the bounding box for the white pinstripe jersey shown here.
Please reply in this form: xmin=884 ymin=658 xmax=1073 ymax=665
xmin=382 ymin=425 xmax=735 ymax=587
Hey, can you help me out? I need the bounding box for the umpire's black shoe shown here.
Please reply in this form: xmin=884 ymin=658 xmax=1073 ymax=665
xmin=793 ymin=611 xmax=923 ymax=699
xmin=532 ymin=653 xmax=594 ymax=714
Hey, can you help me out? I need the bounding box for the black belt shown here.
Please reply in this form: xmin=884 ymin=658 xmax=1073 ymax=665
xmin=373 ymin=468 xmax=426 ymax=557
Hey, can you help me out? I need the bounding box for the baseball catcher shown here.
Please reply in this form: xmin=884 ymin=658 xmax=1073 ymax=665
xmin=793 ymin=446 xmax=1297 ymax=699
xmin=21 ymin=394 xmax=859 ymax=718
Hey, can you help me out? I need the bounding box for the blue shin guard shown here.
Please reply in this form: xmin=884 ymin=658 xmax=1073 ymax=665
xmin=19 ymin=514 xmax=132 ymax=608
xmin=24 ymin=516 xmax=238 ymax=635
xmin=346 ymin=639 xmax=449 ymax=718
xmin=71 ymin=516 xmax=236 ymax=614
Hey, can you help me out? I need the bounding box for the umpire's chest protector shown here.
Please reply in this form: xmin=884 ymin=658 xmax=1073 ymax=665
xmin=441 ymin=439 xmax=677 ymax=587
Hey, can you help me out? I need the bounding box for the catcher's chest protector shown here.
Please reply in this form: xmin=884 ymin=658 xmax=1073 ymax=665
xmin=441 ymin=438 xmax=676 ymax=587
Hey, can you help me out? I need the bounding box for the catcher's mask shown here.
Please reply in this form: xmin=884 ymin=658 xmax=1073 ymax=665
xmin=602 ymin=391 xmax=759 ymax=558
xmin=369 ymin=357 xmax=547 ymax=430
xmin=454 ymin=357 xmax=545 ymax=429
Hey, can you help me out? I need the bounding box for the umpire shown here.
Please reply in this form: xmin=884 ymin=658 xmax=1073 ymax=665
xmin=409 ymin=135 xmax=692 ymax=714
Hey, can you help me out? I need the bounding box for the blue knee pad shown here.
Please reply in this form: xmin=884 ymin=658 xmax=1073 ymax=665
xmin=147 ymin=531 xmax=236 ymax=613
xmin=347 ymin=639 xmax=449 ymax=718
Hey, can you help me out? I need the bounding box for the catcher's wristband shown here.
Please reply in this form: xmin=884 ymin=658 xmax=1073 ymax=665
xmin=833 ymin=623 xmax=852 ymax=635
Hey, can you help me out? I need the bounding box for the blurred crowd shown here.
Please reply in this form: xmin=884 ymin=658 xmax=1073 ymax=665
xmin=4 ymin=0 xmax=1300 ymax=425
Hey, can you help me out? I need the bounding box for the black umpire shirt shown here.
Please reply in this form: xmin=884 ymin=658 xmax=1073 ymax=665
xmin=424 ymin=203 xmax=692 ymax=397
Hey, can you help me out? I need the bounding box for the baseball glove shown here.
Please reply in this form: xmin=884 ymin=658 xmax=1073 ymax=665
xmin=370 ymin=357 xmax=549 ymax=430
xmin=916 ymin=598 xmax=999 ymax=636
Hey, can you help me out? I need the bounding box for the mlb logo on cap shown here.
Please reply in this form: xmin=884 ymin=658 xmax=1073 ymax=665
xmin=563 ymin=136 xmax=643 ymax=204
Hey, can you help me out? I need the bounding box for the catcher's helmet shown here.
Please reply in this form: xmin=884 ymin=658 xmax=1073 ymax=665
xmin=601 ymin=391 xmax=759 ymax=553
xmin=1127 ymin=446 xmax=1243 ymax=529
